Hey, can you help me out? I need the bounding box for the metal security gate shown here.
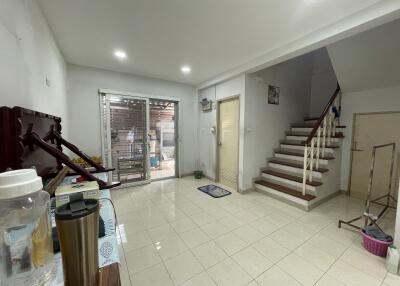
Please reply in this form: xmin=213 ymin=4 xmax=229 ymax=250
xmin=100 ymin=93 xmax=150 ymax=186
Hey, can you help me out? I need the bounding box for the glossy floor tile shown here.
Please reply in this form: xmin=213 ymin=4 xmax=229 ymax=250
xmin=207 ymin=258 xmax=252 ymax=286
xmin=113 ymin=177 xmax=398 ymax=286
xmin=192 ymin=241 xmax=228 ymax=269
xmin=164 ymin=251 xmax=204 ymax=285
xmin=231 ymin=246 xmax=273 ymax=278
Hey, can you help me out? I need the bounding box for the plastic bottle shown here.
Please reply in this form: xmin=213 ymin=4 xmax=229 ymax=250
xmin=0 ymin=169 xmax=54 ymax=286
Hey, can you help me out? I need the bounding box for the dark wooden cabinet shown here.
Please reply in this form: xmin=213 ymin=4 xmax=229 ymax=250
xmin=0 ymin=106 xmax=62 ymax=176
xmin=0 ymin=106 xmax=120 ymax=188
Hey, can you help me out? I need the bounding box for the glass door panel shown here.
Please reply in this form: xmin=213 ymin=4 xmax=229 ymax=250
xmin=149 ymin=99 xmax=177 ymax=180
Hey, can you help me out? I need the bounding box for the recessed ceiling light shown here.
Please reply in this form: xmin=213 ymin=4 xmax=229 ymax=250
xmin=181 ymin=65 xmax=191 ymax=74
xmin=114 ymin=50 xmax=127 ymax=59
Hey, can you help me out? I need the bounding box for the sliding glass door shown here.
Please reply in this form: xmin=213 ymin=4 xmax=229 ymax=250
xmin=100 ymin=92 xmax=179 ymax=186
xmin=101 ymin=94 xmax=150 ymax=186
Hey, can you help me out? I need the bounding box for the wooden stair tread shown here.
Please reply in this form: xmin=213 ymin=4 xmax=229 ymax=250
xmin=292 ymin=123 xmax=346 ymax=128
xmin=255 ymin=180 xmax=316 ymax=201
xmin=280 ymin=140 xmax=339 ymax=148
xmin=269 ymin=158 xmax=329 ymax=173
xmin=286 ymin=131 xmax=344 ymax=138
xmin=263 ymin=169 xmax=322 ymax=186
xmin=275 ymin=149 xmax=335 ymax=160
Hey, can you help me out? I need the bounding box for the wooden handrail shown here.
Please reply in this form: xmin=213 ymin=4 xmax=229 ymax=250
xmin=305 ymin=82 xmax=341 ymax=144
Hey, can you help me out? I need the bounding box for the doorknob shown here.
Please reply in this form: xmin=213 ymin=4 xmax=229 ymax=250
xmin=218 ymin=141 xmax=222 ymax=146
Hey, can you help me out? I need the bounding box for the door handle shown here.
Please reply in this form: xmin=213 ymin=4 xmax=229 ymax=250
xmin=218 ymin=141 xmax=222 ymax=146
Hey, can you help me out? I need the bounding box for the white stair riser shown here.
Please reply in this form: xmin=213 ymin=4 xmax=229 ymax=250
xmin=280 ymin=144 xmax=334 ymax=154
xmin=268 ymin=162 xmax=323 ymax=179
xmin=255 ymin=184 xmax=309 ymax=207
xmin=275 ymin=153 xmax=329 ymax=165
xmin=261 ymin=173 xmax=317 ymax=192
xmin=286 ymin=135 xmax=340 ymax=143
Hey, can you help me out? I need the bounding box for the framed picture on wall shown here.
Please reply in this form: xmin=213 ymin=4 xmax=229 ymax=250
xmin=268 ymin=85 xmax=280 ymax=105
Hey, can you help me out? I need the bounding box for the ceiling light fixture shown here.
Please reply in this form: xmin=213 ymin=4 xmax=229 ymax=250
xmin=181 ymin=65 xmax=191 ymax=74
xmin=114 ymin=50 xmax=127 ymax=59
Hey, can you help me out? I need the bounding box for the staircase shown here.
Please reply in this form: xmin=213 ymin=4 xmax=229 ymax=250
xmin=254 ymin=83 xmax=344 ymax=211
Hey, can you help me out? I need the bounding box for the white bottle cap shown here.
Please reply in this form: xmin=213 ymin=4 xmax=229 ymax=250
xmin=0 ymin=169 xmax=43 ymax=199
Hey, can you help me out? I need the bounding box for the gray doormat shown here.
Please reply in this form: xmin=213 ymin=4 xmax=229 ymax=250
xmin=197 ymin=185 xmax=231 ymax=198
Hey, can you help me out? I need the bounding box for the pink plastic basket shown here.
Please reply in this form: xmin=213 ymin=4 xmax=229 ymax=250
xmin=361 ymin=230 xmax=392 ymax=257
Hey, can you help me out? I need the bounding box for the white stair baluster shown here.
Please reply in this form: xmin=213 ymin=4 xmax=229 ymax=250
xmin=332 ymin=100 xmax=337 ymax=136
xmin=316 ymin=127 xmax=321 ymax=169
xmin=302 ymin=144 xmax=308 ymax=196
xmin=322 ymin=117 xmax=327 ymax=157
xmin=309 ymin=138 xmax=314 ymax=182
xmin=327 ymin=113 xmax=332 ymax=146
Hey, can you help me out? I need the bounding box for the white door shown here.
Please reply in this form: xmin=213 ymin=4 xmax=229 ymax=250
xmin=218 ymin=98 xmax=240 ymax=189
xmin=350 ymin=112 xmax=400 ymax=201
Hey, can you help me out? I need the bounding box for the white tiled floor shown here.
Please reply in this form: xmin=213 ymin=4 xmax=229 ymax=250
xmin=150 ymin=160 xmax=175 ymax=180
xmin=113 ymin=177 xmax=399 ymax=286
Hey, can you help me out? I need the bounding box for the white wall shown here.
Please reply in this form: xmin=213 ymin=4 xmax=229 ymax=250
xmin=66 ymin=64 xmax=197 ymax=175
xmin=198 ymin=55 xmax=315 ymax=191
xmin=338 ymin=85 xmax=400 ymax=191
xmin=328 ymin=18 xmax=400 ymax=94
xmin=243 ymin=55 xmax=313 ymax=190
xmin=198 ymin=86 xmax=217 ymax=179
xmin=0 ymin=0 xmax=68 ymax=135
xmin=326 ymin=18 xmax=400 ymax=191
xmin=326 ymin=19 xmax=400 ymax=244
xmin=197 ymin=75 xmax=246 ymax=189
xmin=396 ymin=185 xmax=400 ymax=247
xmin=309 ymin=48 xmax=338 ymax=118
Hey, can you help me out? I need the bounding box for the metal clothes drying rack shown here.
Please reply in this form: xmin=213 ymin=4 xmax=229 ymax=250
xmin=338 ymin=142 xmax=397 ymax=230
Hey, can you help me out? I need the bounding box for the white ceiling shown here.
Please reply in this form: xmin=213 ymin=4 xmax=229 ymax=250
xmin=37 ymin=0 xmax=391 ymax=85
xmin=328 ymin=18 xmax=400 ymax=93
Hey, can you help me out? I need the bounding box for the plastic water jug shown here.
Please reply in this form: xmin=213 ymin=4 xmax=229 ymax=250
xmin=0 ymin=169 xmax=54 ymax=286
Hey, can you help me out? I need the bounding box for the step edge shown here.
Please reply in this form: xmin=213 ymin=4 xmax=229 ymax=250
xmin=275 ymin=150 xmax=335 ymax=160
xmin=268 ymin=159 xmax=330 ymax=173
xmin=280 ymin=141 xmax=340 ymax=148
xmin=262 ymin=169 xmax=323 ymax=186
xmin=268 ymin=162 xmax=326 ymax=176
xmin=254 ymin=180 xmax=316 ymax=201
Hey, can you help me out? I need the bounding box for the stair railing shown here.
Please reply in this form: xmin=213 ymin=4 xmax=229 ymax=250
xmin=302 ymin=83 xmax=341 ymax=196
